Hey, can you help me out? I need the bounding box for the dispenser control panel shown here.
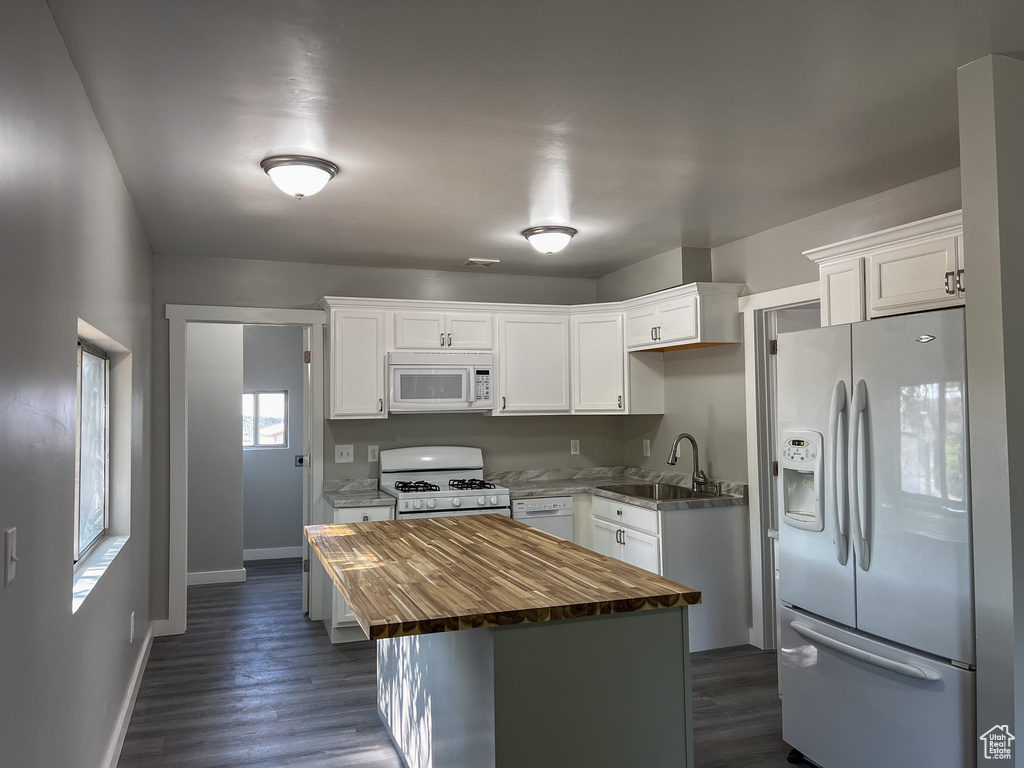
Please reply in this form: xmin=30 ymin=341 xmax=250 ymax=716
xmin=781 ymin=438 xmax=818 ymax=463
xmin=779 ymin=429 xmax=825 ymax=532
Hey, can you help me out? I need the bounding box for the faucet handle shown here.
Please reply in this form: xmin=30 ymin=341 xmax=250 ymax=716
xmin=692 ymin=468 xmax=709 ymax=493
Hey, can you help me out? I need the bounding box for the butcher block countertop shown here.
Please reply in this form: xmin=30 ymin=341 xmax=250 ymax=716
xmin=305 ymin=514 xmax=701 ymax=641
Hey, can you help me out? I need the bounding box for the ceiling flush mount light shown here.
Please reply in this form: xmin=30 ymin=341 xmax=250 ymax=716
xmin=260 ymin=155 xmax=339 ymax=199
xmin=521 ymin=225 xmax=578 ymax=255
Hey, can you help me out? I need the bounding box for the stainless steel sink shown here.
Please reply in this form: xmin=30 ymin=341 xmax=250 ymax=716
xmin=596 ymin=483 xmax=717 ymax=501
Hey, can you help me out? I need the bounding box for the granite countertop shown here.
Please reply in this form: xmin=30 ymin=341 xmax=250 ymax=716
xmin=487 ymin=466 xmax=747 ymax=512
xmin=323 ymin=479 xmax=395 ymax=509
xmin=305 ymin=515 xmax=701 ymax=640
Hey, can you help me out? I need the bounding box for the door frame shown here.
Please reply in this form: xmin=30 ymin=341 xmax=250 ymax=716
xmin=739 ymin=282 xmax=819 ymax=649
xmin=156 ymin=305 xmax=326 ymax=637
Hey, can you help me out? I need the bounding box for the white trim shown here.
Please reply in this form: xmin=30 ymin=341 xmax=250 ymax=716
xmin=102 ymin=624 xmax=153 ymax=768
xmin=243 ymin=546 xmax=303 ymax=561
xmin=187 ymin=568 xmax=247 ymax=585
xmin=741 ymin=281 xmax=819 ymax=649
xmin=161 ymin=305 xmax=326 ymax=637
xmin=802 ymin=210 xmax=962 ymax=264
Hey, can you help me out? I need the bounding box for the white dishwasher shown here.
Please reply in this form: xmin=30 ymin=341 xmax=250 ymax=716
xmin=511 ymin=497 xmax=574 ymax=542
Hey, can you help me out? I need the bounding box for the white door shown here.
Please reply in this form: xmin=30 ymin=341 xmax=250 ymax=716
xmin=572 ymin=314 xmax=624 ymax=413
xmin=592 ymin=519 xmax=623 ymax=561
xmin=820 ymin=259 xmax=865 ymax=326
xmin=329 ymin=309 xmax=386 ymax=418
xmin=656 ymin=295 xmax=698 ymax=344
xmin=867 ymin=236 xmax=960 ymax=317
xmin=625 ymin=306 xmax=658 ymax=349
xmin=497 ymin=314 xmax=571 ymax=413
xmin=851 ymin=309 xmax=973 ymax=664
xmin=393 ymin=311 xmax=446 ymax=350
xmin=623 ymin=528 xmax=661 ymax=575
xmin=446 ymin=312 xmax=493 ymax=350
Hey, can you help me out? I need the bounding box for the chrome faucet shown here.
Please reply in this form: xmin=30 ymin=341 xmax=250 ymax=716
xmin=667 ymin=433 xmax=709 ymax=493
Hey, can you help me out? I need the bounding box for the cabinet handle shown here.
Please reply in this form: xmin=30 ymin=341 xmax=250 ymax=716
xmin=378 ymin=398 xmax=384 ymax=413
xmin=651 ymin=327 xmax=656 ymax=341
xmin=440 ymin=333 xmax=446 ymax=347
xmin=617 ymin=394 xmax=623 ymax=409
xmin=501 ymin=396 xmax=506 ymax=410
xmin=956 ymin=269 xmax=965 ymax=294
xmin=656 ymin=326 xmax=662 ymax=341
xmin=616 ymin=508 xmax=622 ymax=516
xmin=362 ymin=515 xmax=369 ymax=522
xmin=448 ymin=333 xmax=452 ymax=347
xmin=944 ymin=271 xmax=956 ymax=295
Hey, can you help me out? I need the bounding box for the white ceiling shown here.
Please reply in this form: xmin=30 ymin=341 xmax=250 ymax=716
xmin=48 ymin=1 xmax=1024 ymax=278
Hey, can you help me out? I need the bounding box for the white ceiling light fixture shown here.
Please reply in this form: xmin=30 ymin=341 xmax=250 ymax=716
xmin=260 ymin=155 xmax=339 ymax=199
xmin=521 ymin=225 xmax=578 ymax=255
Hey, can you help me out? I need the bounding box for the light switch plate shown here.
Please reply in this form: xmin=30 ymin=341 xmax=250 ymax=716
xmin=643 ymin=439 xmax=651 ymax=457
xmin=4 ymin=527 xmax=16 ymax=586
xmin=335 ymin=444 xmax=354 ymax=463
xmin=368 ymin=445 xmax=379 ymax=463
xmin=570 ymin=439 xmax=580 ymax=455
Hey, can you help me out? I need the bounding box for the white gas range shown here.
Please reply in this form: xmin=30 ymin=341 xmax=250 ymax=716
xmin=379 ymin=446 xmax=511 ymax=518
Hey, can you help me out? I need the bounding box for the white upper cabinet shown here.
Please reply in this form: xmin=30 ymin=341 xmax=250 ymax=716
xmin=327 ymin=308 xmax=386 ymax=419
xmin=572 ymin=313 xmax=624 ymax=413
xmin=806 ymin=211 xmax=964 ymax=327
xmin=497 ymin=314 xmax=571 ymax=414
xmin=393 ymin=310 xmax=492 ymax=350
xmin=625 ymin=284 xmax=743 ymax=352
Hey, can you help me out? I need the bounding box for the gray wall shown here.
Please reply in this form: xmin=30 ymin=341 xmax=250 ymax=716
xmin=326 ymin=415 xmax=626 ymax=481
xmin=596 ymin=247 xmax=712 ymax=302
xmin=186 ymin=324 xmax=243 ymax=575
xmin=0 ymin=3 xmax=154 ymax=766
xmin=243 ymin=325 xmax=304 ymax=553
xmin=151 ymin=254 xmax=597 ymax=616
xmin=712 ymin=168 xmax=963 ymax=294
xmin=958 ymin=54 xmax=1024 ymax=757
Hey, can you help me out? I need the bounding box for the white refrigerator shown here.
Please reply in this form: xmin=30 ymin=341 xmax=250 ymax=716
xmin=777 ymin=308 xmax=976 ymax=768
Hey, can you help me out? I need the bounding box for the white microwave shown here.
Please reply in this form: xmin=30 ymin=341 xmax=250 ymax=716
xmin=387 ymin=351 xmax=495 ymax=412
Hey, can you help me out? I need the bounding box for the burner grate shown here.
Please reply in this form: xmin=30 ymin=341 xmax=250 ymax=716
xmin=449 ymin=479 xmax=496 ymax=490
xmin=394 ymin=481 xmax=440 ymax=493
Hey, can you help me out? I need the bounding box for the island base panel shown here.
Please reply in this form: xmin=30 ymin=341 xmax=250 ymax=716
xmin=378 ymin=607 xmax=694 ymax=768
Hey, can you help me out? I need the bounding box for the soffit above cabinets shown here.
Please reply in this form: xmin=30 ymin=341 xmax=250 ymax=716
xmin=48 ymin=2 xmax=1024 ymax=277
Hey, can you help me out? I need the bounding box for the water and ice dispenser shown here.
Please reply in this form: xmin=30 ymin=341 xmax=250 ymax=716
xmin=780 ymin=429 xmax=824 ymax=531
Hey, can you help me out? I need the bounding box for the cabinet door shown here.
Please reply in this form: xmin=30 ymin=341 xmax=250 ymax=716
xmin=497 ymin=314 xmax=571 ymax=413
xmin=820 ymin=259 xmax=865 ymax=326
xmin=656 ymin=295 xmax=699 ymax=344
xmin=329 ymin=310 xmax=386 ymax=418
xmin=626 ymin=306 xmax=659 ymax=349
xmin=624 ymin=528 xmax=662 ymax=575
xmin=393 ymin=311 xmax=446 ymax=350
xmin=867 ymin=236 xmax=960 ymax=317
xmin=592 ymin=518 xmax=624 ymax=561
xmin=331 ymin=506 xmax=393 ymax=626
xmin=446 ymin=312 xmax=493 ymax=350
xmin=572 ymin=314 xmax=624 ymax=413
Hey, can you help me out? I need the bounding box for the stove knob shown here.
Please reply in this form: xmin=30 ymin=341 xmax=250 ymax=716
xmin=452 ymin=497 xmax=462 ymax=508
xmin=413 ymin=499 xmax=423 ymax=510
xmin=427 ymin=498 xmax=436 ymax=509
xmin=477 ymin=496 xmax=487 ymax=506
xmin=490 ymin=495 xmax=499 ymax=505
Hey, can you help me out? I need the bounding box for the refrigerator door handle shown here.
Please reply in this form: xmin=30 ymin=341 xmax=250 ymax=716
xmin=828 ymin=381 xmax=849 ymax=566
xmin=848 ymin=378 xmax=871 ymax=571
xmin=790 ymin=621 xmax=941 ymax=681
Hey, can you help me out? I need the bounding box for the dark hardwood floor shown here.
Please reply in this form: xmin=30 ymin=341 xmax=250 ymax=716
xmin=119 ymin=559 xmax=792 ymax=767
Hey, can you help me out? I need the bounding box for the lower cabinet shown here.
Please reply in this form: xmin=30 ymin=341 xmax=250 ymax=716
xmin=329 ymin=505 xmax=393 ymax=635
xmin=591 ymin=497 xmax=662 ymax=576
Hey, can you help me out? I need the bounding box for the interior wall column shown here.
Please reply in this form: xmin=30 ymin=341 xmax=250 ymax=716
xmin=958 ymin=53 xmax=1024 ymax=762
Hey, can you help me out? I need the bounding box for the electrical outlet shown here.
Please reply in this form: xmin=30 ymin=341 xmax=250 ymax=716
xmin=130 ymin=611 xmax=135 ymax=644
xmin=335 ymin=444 xmax=354 ymax=463
xmin=570 ymin=439 xmax=580 ymax=455
xmin=4 ymin=527 xmax=16 ymax=586
xmin=368 ymin=445 xmax=379 ymax=463
xmin=643 ymin=439 xmax=651 ymax=457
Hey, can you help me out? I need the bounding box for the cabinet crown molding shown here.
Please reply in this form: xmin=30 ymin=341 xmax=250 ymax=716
xmin=804 ymin=210 xmax=962 ymax=265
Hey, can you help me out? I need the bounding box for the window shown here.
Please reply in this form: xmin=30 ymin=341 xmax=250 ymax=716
xmin=243 ymin=391 xmax=288 ymax=447
xmin=74 ymin=339 xmax=109 ymax=562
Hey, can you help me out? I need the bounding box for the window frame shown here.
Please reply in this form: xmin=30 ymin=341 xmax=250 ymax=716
xmin=74 ymin=338 xmax=110 ymax=564
xmin=243 ymin=389 xmax=289 ymax=449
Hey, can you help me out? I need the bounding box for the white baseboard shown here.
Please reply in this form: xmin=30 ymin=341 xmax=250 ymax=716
xmin=102 ymin=624 xmax=153 ymax=768
xmin=187 ymin=568 xmax=247 ymax=585
xmin=243 ymin=546 xmax=303 ymax=561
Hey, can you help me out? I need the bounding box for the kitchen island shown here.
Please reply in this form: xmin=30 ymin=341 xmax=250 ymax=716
xmin=305 ymin=514 xmax=702 ymax=768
